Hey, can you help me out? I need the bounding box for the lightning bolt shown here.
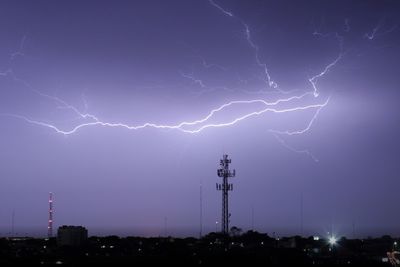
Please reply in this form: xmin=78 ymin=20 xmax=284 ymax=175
xmin=310 ymin=25 xmax=344 ymax=97
xmin=273 ymin=134 xmax=319 ymax=162
xmin=365 ymin=20 xmax=383 ymax=40
xmin=179 ymin=70 xmax=235 ymax=97
xmin=179 ymin=71 xmax=206 ymax=88
xmin=208 ymin=0 xmax=233 ymax=17
xmin=364 ymin=18 xmax=398 ymax=40
xmin=206 ymin=0 xmax=341 ymax=160
xmin=1 ymin=0 xmax=344 ymax=162
xmin=308 ymin=52 xmax=342 ymax=97
xmin=208 ymin=0 xmax=279 ymax=93
xmin=269 ymin=102 xmax=325 ymax=136
xmin=196 ymin=55 xmax=227 ymax=71
xmin=1 ymin=92 xmax=327 ymax=135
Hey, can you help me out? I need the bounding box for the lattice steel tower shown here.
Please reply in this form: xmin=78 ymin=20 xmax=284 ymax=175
xmin=216 ymin=154 xmax=236 ymax=234
xmin=48 ymin=192 xmax=53 ymax=238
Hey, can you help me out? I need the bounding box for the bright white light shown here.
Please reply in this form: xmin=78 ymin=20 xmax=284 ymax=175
xmin=328 ymin=236 xmax=337 ymax=246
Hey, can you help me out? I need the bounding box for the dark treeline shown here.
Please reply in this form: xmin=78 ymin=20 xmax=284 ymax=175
xmin=0 ymin=230 xmax=398 ymax=266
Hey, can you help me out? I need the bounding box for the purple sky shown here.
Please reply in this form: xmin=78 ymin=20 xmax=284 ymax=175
xmin=0 ymin=0 xmax=400 ymax=238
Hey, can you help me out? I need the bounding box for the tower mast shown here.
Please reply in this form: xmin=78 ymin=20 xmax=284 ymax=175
xmin=216 ymin=154 xmax=236 ymax=234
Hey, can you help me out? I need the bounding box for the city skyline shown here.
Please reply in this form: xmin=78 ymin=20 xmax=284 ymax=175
xmin=0 ymin=0 xmax=400 ymax=238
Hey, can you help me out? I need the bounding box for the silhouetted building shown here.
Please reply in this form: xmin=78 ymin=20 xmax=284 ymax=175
xmin=57 ymin=225 xmax=88 ymax=247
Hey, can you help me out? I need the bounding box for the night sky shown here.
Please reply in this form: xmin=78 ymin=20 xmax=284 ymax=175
xmin=1 ymin=0 xmax=400 ymax=238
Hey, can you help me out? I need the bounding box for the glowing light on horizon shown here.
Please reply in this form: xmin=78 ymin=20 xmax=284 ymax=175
xmin=328 ymin=236 xmax=338 ymax=246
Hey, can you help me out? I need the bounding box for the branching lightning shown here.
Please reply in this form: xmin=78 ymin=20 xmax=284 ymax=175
xmin=0 ymin=0 xmax=346 ymax=161
xmin=364 ymin=18 xmax=398 ymax=40
xmin=208 ymin=0 xmax=279 ymax=92
xmin=209 ymin=0 xmax=233 ymax=17
xmin=308 ymin=52 xmax=342 ymax=97
xmin=179 ymin=71 xmax=206 ymax=88
xmin=1 ymin=92 xmax=327 ymax=135
xmin=196 ymin=55 xmax=227 ymax=71
xmin=272 ymin=134 xmax=319 ymax=162
xmin=269 ymin=103 xmax=325 ymax=136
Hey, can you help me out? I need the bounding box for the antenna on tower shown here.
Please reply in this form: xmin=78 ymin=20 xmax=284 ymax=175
xmin=11 ymin=209 xmax=15 ymax=237
xmin=164 ymin=216 xmax=168 ymax=237
xmin=300 ymin=192 xmax=304 ymax=236
xmin=251 ymin=205 xmax=254 ymax=231
xmin=199 ymin=180 xmax=203 ymax=238
xmin=216 ymin=154 xmax=236 ymax=234
xmin=48 ymin=192 xmax=53 ymax=238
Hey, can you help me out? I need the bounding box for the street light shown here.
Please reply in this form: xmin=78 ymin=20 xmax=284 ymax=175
xmin=328 ymin=236 xmax=337 ymax=246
